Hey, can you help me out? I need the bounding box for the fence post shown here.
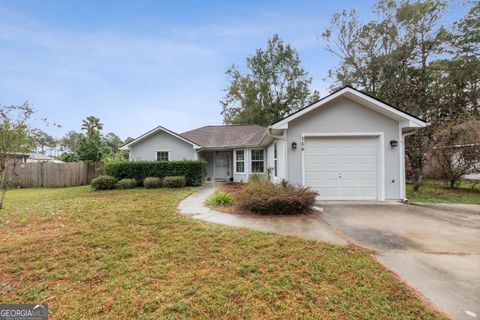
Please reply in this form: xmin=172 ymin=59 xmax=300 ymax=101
xmin=40 ymin=162 xmax=44 ymax=187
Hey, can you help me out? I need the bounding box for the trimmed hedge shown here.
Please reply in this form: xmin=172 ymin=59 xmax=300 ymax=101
xmin=143 ymin=177 xmax=162 ymax=189
xmin=91 ymin=176 xmax=118 ymax=190
xmin=105 ymin=160 xmax=207 ymax=186
xmin=116 ymin=178 xmax=137 ymax=189
xmin=164 ymin=176 xmax=186 ymax=188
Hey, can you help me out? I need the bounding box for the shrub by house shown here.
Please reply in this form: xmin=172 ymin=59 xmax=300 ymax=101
xmin=105 ymin=160 xmax=207 ymax=186
xmin=116 ymin=178 xmax=137 ymax=189
xmin=205 ymin=191 xmax=235 ymax=207
xmin=91 ymin=176 xmax=118 ymax=190
xmin=163 ymin=176 xmax=186 ymax=188
xmin=237 ymin=180 xmax=317 ymax=214
xmin=143 ymin=177 xmax=162 ymax=188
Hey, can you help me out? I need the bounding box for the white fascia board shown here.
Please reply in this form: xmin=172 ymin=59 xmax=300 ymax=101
xmin=122 ymin=126 xmax=201 ymax=149
xmin=271 ymin=89 xmax=346 ymax=129
xmin=271 ymin=87 xmax=427 ymax=129
xmin=343 ymin=89 xmax=426 ymax=128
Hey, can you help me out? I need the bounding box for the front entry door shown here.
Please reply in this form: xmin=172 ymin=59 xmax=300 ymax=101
xmin=214 ymin=152 xmax=229 ymax=180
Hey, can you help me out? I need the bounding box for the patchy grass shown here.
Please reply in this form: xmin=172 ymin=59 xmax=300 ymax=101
xmin=0 ymin=187 xmax=445 ymax=319
xmin=407 ymin=179 xmax=480 ymax=203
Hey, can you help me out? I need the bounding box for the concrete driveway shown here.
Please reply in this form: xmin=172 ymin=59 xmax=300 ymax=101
xmin=179 ymin=185 xmax=479 ymax=319
xmin=321 ymin=202 xmax=480 ymax=320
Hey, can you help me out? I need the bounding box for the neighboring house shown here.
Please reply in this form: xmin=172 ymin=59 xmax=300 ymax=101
xmin=121 ymin=86 xmax=426 ymax=201
xmin=422 ymin=144 xmax=480 ymax=180
xmin=25 ymin=153 xmax=64 ymax=163
xmin=7 ymin=153 xmax=29 ymax=163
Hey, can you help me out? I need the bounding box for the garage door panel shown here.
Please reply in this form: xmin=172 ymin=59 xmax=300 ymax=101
xmin=341 ymin=187 xmax=376 ymax=196
xmin=341 ymin=163 xmax=375 ymax=171
xmin=305 ymin=154 xmax=337 ymax=162
xmin=306 ymin=163 xmax=330 ymax=171
xmin=357 ymin=155 xmax=377 ymax=163
xmin=304 ymin=136 xmax=379 ymax=200
xmin=319 ymin=188 xmax=341 ymax=196
xmin=306 ymin=171 xmax=338 ymax=181
xmin=341 ymin=163 xmax=376 ymax=172
xmin=310 ymin=163 xmax=342 ymax=172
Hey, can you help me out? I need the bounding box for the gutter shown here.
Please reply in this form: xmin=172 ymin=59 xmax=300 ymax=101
xmin=267 ymin=127 xmax=286 ymax=140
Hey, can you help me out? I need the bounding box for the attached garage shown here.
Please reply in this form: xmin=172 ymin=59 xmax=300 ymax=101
xmin=303 ymin=134 xmax=384 ymax=200
xmin=269 ymin=86 xmax=427 ymax=201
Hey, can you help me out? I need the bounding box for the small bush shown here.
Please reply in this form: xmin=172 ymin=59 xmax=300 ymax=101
xmin=249 ymin=173 xmax=264 ymax=183
xmin=116 ymin=178 xmax=137 ymax=189
xmin=164 ymin=176 xmax=186 ymax=188
xmin=91 ymin=176 xmax=118 ymax=190
xmin=144 ymin=177 xmax=162 ymax=188
xmin=205 ymin=191 xmax=235 ymax=207
xmin=237 ymin=180 xmax=318 ymax=214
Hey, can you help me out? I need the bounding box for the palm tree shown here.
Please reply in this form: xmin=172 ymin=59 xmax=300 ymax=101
xmin=81 ymin=116 xmax=103 ymax=139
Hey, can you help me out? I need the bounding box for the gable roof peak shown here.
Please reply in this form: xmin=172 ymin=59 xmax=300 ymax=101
xmin=270 ymin=86 xmax=426 ymax=130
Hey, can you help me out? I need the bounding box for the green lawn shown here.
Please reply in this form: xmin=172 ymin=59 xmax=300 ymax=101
xmin=407 ymin=179 xmax=480 ymax=203
xmin=0 ymin=187 xmax=444 ymax=319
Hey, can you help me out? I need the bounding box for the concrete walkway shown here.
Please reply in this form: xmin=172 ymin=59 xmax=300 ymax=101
xmin=177 ymin=183 xmax=346 ymax=245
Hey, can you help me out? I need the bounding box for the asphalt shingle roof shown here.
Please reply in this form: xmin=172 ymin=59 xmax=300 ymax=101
xmin=181 ymin=125 xmax=270 ymax=149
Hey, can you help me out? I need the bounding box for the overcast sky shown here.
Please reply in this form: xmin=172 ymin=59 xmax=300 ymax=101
xmin=0 ymin=0 xmax=467 ymax=140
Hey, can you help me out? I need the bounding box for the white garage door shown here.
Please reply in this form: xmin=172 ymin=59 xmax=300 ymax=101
xmin=304 ymin=136 xmax=379 ymax=200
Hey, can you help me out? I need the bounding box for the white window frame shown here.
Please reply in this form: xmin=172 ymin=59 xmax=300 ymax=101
xmin=234 ymin=149 xmax=245 ymax=174
xmin=155 ymin=150 xmax=171 ymax=161
xmin=250 ymin=148 xmax=265 ymax=173
xmin=273 ymin=142 xmax=277 ymax=178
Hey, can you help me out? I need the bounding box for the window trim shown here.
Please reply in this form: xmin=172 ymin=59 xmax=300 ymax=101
xmin=273 ymin=142 xmax=277 ymax=178
xmin=234 ymin=149 xmax=245 ymax=174
xmin=155 ymin=150 xmax=171 ymax=161
xmin=250 ymin=148 xmax=265 ymax=173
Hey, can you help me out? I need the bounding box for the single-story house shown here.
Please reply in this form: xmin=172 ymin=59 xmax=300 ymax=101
xmin=7 ymin=153 xmax=29 ymax=163
xmin=121 ymin=86 xmax=426 ymax=201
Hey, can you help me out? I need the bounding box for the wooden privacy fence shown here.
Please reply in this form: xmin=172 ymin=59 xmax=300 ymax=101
xmin=7 ymin=162 xmax=104 ymax=188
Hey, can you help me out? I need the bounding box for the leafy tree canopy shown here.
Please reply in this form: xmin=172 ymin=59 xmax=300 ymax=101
xmin=322 ymin=0 xmax=480 ymax=189
xmin=81 ymin=115 xmax=103 ymax=140
xmin=221 ymin=34 xmax=320 ymax=126
xmin=60 ymin=131 xmax=83 ymax=153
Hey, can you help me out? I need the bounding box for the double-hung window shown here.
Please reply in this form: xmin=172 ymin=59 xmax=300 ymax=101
xmin=273 ymin=142 xmax=277 ymax=178
xmin=235 ymin=150 xmax=245 ymax=173
xmin=156 ymin=151 xmax=170 ymax=161
xmin=251 ymin=149 xmax=264 ymax=173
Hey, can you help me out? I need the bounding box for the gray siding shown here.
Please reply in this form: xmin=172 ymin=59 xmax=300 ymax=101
xmin=198 ymin=151 xmax=214 ymax=181
xmin=129 ymin=130 xmax=196 ymax=161
xmin=286 ymin=96 xmax=401 ymax=199
xmin=266 ymin=139 xmax=286 ymax=183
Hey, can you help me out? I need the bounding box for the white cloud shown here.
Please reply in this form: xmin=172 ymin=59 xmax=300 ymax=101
xmin=0 ymin=3 xmax=334 ymax=139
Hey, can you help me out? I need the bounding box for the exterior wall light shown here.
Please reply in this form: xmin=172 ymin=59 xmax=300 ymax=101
xmin=292 ymin=142 xmax=297 ymax=150
xmin=390 ymin=140 xmax=398 ymax=148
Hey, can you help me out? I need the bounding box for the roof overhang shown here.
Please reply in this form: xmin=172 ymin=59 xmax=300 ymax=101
xmin=120 ymin=126 xmax=201 ymax=150
xmin=9 ymin=153 xmax=30 ymax=159
xmin=269 ymin=86 xmax=427 ymax=130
